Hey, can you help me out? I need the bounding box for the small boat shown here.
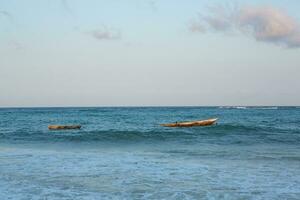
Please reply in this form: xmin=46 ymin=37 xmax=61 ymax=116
xmin=160 ymin=118 xmax=218 ymax=127
xmin=48 ymin=125 xmax=81 ymax=130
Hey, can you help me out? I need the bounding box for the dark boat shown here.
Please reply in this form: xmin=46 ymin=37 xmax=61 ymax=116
xmin=48 ymin=125 xmax=81 ymax=130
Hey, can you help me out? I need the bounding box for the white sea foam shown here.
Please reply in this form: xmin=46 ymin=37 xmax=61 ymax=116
xmin=255 ymin=107 xmax=278 ymax=110
xmin=218 ymin=106 xmax=248 ymax=109
xmin=236 ymin=106 xmax=247 ymax=109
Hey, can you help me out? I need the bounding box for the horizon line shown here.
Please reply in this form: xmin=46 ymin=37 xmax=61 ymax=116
xmin=0 ymin=105 xmax=299 ymax=109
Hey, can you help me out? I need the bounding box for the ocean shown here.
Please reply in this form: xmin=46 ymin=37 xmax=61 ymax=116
xmin=0 ymin=107 xmax=300 ymax=199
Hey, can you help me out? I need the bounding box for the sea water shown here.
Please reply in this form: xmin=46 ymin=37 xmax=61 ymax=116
xmin=0 ymin=107 xmax=300 ymax=199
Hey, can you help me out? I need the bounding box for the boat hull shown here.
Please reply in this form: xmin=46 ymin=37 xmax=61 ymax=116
xmin=161 ymin=118 xmax=218 ymax=127
xmin=48 ymin=125 xmax=81 ymax=130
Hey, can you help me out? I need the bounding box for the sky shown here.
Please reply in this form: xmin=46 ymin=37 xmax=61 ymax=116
xmin=0 ymin=0 xmax=300 ymax=107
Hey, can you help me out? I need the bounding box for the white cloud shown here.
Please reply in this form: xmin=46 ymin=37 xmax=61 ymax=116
xmin=89 ymin=27 xmax=121 ymax=40
xmin=190 ymin=5 xmax=300 ymax=48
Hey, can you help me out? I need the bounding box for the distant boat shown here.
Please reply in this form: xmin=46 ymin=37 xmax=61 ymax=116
xmin=48 ymin=125 xmax=81 ymax=130
xmin=161 ymin=118 xmax=218 ymax=127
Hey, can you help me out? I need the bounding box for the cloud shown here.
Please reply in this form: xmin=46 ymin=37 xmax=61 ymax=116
xmin=0 ymin=10 xmax=14 ymax=22
xmin=189 ymin=20 xmax=206 ymax=33
xmin=8 ymin=40 xmax=24 ymax=50
xmin=61 ymin=0 xmax=74 ymax=16
xmin=190 ymin=5 xmax=300 ymax=48
xmin=237 ymin=6 xmax=300 ymax=48
xmin=148 ymin=0 xmax=157 ymax=11
xmin=88 ymin=27 xmax=121 ymax=40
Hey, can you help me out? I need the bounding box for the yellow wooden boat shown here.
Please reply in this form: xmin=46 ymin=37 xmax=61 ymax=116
xmin=48 ymin=125 xmax=81 ymax=130
xmin=161 ymin=118 xmax=218 ymax=127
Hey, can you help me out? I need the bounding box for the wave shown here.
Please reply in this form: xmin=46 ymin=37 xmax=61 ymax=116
xmin=0 ymin=130 xmax=183 ymax=144
xmin=253 ymin=107 xmax=278 ymax=110
xmin=218 ymin=106 xmax=247 ymax=109
xmin=1 ymin=123 xmax=299 ymax=145
xmin=218 ymin=106 xmax=279 ymax=110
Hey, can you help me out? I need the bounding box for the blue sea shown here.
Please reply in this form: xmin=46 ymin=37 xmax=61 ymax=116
xmin=0 ymin=107 xmax=300 ymax=200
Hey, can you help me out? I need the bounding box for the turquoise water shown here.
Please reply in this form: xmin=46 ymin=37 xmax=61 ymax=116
xmin=0 ymin=107 xmax=300 ymax=199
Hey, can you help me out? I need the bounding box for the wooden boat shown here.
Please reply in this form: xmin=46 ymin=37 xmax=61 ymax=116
xmin=161 ymin=118 xmax=218 ymax=127
xmin=48 ymin=125 xmax=81 ymax=130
